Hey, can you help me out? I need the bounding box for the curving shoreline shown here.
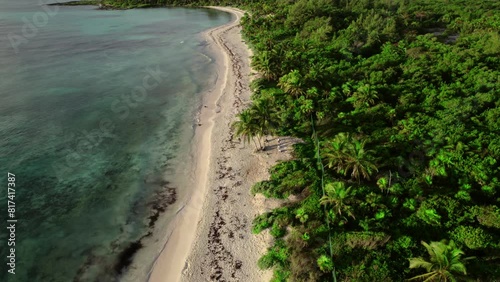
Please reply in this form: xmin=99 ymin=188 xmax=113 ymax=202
xmin=120 ymin=6 xmax=291 ymax=282
xmin=176 ymin=6 xmax=296 ymax=282
xmin=146 ymin=7 xmax=243 ymax=282
xmin=145 ymin=7 xmax=273 ymax=282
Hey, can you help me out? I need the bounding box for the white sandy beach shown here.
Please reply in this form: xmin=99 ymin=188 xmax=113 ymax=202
xmin=124 ymin=7 xmax=296 ymax=282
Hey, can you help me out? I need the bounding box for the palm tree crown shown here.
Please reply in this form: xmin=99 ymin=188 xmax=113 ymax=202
xmin=232 ymin=109 xmax=261 ymax=149
xmin=320 ymin=181 xmax=355 ymax=221
xmin=408 ymin=240 xmax=472 ymax=282
xmin=321 ymin=133 xmax=378 ymax=182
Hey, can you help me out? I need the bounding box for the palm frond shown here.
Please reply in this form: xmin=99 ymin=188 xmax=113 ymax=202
xmin=407 ymin=271 xmax=436 ymax=281
xmin=409 ymin=258 xmax=434 ymax=272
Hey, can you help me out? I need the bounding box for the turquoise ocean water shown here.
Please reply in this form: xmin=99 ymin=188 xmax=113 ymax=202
xmin=0 ymin=1 xmax=231 ymax=281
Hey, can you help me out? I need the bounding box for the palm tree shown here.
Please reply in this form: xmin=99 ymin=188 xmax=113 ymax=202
xmin=346 ymin=140 xmax=379 ymax=181
xmin=278 ymin=70 xmax=306 ymax=96
xmin=322 ymin=133 xmax=349 ymax=167
xmin=320 ymin=181 xmax=355 ymax=220
xmin=322 ymin=133 xmax=378 ymax=182
xmin=250 ymin=98 xmax=276 ymax=144
xmin=232 ymin=109 xmax=261 ymax=150
xmin=346 ymin=83 xmax=379 ymax=108
xmin=408 ymin=240 xmax=473 ymax=282
xmin=251 ymin=50 xmax=276 ymax=80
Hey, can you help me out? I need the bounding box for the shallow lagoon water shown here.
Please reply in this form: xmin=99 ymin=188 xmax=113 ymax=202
xmin=0 ymin=2 xmax=231 ymax=281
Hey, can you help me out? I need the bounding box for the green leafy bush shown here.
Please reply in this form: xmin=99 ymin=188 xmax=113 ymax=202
xmin=253 ymin=213 xmax=272 ymax=234
xmin=450 ymin=226 xmax=493 ymax=249
xmin=317 ymin=255 xmax=334 ymax=273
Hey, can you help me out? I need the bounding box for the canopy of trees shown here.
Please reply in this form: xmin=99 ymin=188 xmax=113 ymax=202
xmin=99 ymin=0 xmax=500 ymax=280
xmin=238 ymin=0 xmax=500 ymax=280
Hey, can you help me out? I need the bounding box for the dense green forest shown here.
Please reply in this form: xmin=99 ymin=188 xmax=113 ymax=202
xmin=234 ymin=1 xmax=500 ymax=281
xmin=75 ymin=0 xmax=500 ymax=280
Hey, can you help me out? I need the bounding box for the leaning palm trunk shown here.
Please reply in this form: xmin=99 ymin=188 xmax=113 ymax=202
xmin=251 ymin=137 xmax=260 ymax=151
xmin=257 ymin=134 xmax=263 ymax=150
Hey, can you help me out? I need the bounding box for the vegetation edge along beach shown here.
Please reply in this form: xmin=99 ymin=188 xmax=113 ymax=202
xmin=56 ymin=0 xmax=500 ymax=281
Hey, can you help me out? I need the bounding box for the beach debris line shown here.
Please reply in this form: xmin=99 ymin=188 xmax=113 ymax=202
xmin=73 ymin=181 xmax=178 ymax=281
xmin=147 ymin=184 xmax=177 ymax=228
xmin=115 ymin=182 xmax=177 ymax=276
